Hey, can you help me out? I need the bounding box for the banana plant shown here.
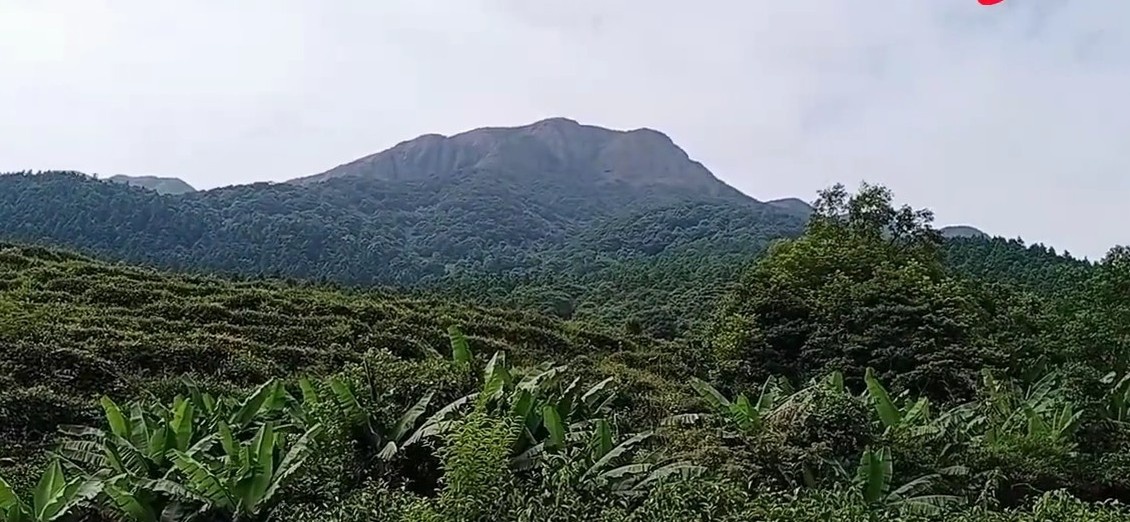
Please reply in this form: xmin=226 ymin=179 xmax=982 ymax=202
xmin=298 ymin=375 xmax=434 ymax=461
xmin=408 ymin=351 xmax=617 ymax=462
xmin=864 ymin=368 xmax=934 ymax=437
xmin=58 ymin=395 xmax=203 ymax=481
xmin=972 ymin=370 xmax=1082 ymax=448
xmin=59 ymin=380 xmax=303 ymax=482
xmin=169 ymin=379 xmax=301 ymax=437
xmin=514 ymin=372 xmax=616 ymax=449
xmin=821 ymin=370 xmax=846 ymax=394
xmin=55 ymin=394 xmax=211 ymax=521
xmin=1101 ymin=371 xmax=1130 ymax=424
xmin=55 ymin=380 xmax=309 ymax=521
xmin=665 ymin=375 xmax=791 ymax=436
xmin=519 ymin=419 xmax=704 ymax=497
xmin=759 ymin=370 xmax=842 ymax=415
xmin=447 ymin=325 xmax=473 ymax=365
xmin=163 ymin=421 xmax=323 ymax=520
xmin=0 ymin=459 xmax=101 ymax=522
xmin=853 ymin=447 xmax=960 ymax=516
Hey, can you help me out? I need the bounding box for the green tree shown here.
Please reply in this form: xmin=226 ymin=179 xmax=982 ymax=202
xmin=710 ymin=183 xmax=986 ymax=400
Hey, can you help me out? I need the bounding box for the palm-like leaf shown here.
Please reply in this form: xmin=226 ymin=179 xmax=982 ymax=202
xmin=857 ymin=447 xmax=892 ymax=504
xmin=582 ymin=431 xmax=652 ymax=482
xmin=865 ymin=368 xmax=901 ymax=429
xmin=0 ymin=477 xmax=24 ymax=514
xmin=258 ymin=425 xmax=322 ymax=512
xmin=542 ymin=406 xmax=565 ymax=449
xmin=169 ymin=452 xmax=233 ymax=509
xmin=102 ymin=480 xmax=158 ymax=522
xmin=448 ymin=325 xmax=473 ymax=364
xmin=390 ymin=391 xmax=434 ymax=443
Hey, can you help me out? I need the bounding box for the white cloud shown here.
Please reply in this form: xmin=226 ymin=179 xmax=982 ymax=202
xmin=0 ymin=0 xmax=1124 ymax=258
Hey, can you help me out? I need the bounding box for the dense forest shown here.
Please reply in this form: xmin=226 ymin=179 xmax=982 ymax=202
xmin=0 ymin=121 xmax=1090 ymax=341
xmin=0 ymin=169 xmax=1085 ymax=341
xmin=2 ymin=181 xmax=1129 ymax=520
xmin=0 ymin=168 xmax=805 ymax=338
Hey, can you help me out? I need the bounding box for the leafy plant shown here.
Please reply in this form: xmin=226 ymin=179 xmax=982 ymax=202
xmin=409 ymin=351 xmax=617 ymax=463
xmin=852 ymin=447 xmax=960 ymax=516
xmin=0 ymin=460 xmax=100 ymax=522
xmin=164 ymin=421 xmax=323 ymax=520
xmin=523 ymin=419 xmax=704 ymax=499
xmin=864 ymin=368 xmax=934 ymax=437
xmin=298 ymin=375 xmax=433 ymax=461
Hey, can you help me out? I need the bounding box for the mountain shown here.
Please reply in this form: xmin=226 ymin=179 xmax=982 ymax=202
xmin=292 ymin=117 xmax=746 ymax=200
xmin=0 ymin=120 xmax=811 ymax=336
xmin=107 ymin=174 xmax=196 ymax=195
xmin=939 ymin=225 xmax=988 ymax=239
xmin=766 ymin=197 xmax=815 ymax=218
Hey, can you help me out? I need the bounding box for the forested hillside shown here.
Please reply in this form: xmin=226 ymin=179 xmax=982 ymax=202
xmin=3 ymin=183 xmax=1130 ymax=520
xmin=0 ymin=120 xmax=773 ymax=289
xmin=943 ymin=236 xmax=1094 ymax=294
xmin=1 ymin=120 xmax=1094 ymax=340
xmin=0 ymin=136 xmax=808 ymax=340
xmin=0 ymin=169 xmax=805 ymax=336
xmin=0 ymin=172 xmax=1078 ymax=341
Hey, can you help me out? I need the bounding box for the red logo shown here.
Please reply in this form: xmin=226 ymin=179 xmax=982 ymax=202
xmin=979 ymin=0 xmax=1005 ymax=4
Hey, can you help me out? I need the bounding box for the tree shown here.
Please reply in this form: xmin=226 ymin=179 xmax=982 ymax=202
xmin=710 ymin=183 xmax=986 ymax=400
xmin=1057 ymin=245 xmax=1130 ymax=375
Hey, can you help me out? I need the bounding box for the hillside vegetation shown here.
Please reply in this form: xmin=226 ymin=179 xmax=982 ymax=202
xmin=0 ymin=121 xmax=1094 ymax=341
xmin=0 ymin=169 xmax=1083 ymax=341
xmin=3 ymin=183 xmax=1130 ymax=520
xmin=0 ymin=242 xmax=663 ymax=470
xmin=0 ymin=167 xmax=803 ymax=339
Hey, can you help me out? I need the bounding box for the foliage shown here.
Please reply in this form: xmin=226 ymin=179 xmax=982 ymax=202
xmin=2 ymin=181 xmax=1130 ymax=520
xmin=0 ymin=460 xmax=100 ymax=522
xmin=0 ymin=171 xmax=807 ymax=338
xmin=0 ymin=171 xmax=1074 ymax=340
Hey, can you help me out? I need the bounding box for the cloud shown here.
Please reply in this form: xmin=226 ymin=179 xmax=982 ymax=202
xmin=0 ymin=0 xmax=1124 ymax=258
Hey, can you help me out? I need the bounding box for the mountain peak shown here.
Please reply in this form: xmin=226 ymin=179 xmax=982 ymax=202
xmin=106 ymin=175 xmax=195 ymax=195
xmin=767 ymin=197 xmax=815 ymax=218
xmin=940 ymin=225 xmax=988 ymax=239
xmin=290 ymin=118 xmax=743 ymax=198
xmin=530 ymin=116 xmax=581 ymax=128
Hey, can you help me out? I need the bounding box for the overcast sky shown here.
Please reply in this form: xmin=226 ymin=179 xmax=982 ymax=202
xmin=1 ymin=1 xmax=1125 ymax=259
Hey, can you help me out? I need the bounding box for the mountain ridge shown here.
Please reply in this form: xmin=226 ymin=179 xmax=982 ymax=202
xmin=283 ymin=116 xmax=990 ymax=238
xmin=290 ymin=117 xmax=749 ymax=201
xmin=939 ymin=224 xmax=989 ymax=239
xmin=107 ymin=174 xmax=196 ymax=195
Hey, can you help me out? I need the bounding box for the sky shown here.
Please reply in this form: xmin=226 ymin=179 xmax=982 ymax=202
xmin=1 ymin=1 xmax=1126 ymax=259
